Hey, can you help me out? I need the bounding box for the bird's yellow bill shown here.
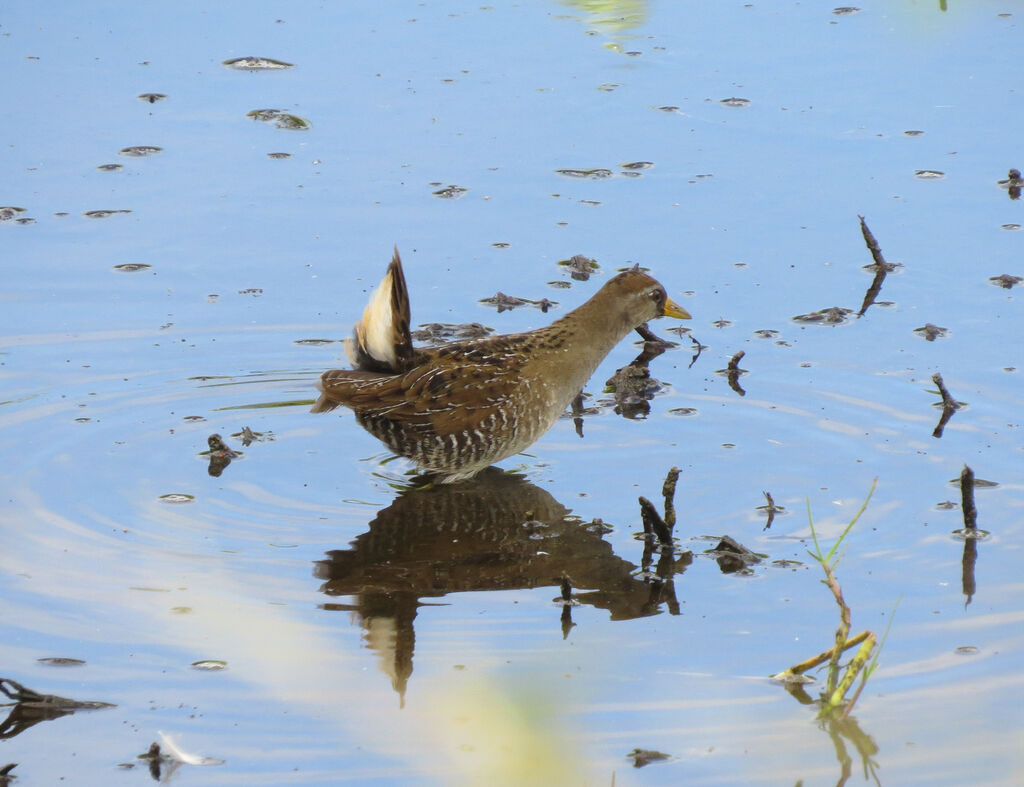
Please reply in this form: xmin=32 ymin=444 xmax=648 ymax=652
xmin=663 ymin=297 xmax=691 ymax=320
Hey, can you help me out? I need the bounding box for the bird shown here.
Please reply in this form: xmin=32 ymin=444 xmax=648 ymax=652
xmin=312 ymin=249 xmax=690 ymax=483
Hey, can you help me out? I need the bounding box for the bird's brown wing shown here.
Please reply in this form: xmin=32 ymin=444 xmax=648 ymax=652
xmin=313 ymin=355 xmax=519 ymax=435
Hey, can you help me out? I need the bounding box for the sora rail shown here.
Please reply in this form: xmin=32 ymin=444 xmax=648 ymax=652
xmin=312 ymin=250 xmax=690 ymax=482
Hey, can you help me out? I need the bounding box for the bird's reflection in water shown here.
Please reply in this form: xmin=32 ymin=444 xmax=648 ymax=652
xmin=314 ymin=468 xmax=688 ymax=702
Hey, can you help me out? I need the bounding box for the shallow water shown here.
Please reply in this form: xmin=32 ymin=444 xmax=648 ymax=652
xmin=2 ymin=2 xmax=1023 ymax=785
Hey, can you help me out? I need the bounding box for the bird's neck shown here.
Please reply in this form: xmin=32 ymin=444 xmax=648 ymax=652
xmin=538 ymin=297 xmax=637 ymax=383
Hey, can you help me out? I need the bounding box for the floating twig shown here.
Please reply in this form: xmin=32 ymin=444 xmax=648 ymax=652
xmin=638 ymin=467 xmax=681 ymax=545
xmin=760 ymin=490 xmax=779 ymax=530
xmin=960 ymin=465 xmax=978 ymax=531
xmin=858 ymin=215 xmax=889 ymax=270
xmin=634 ymin=322 xmax=674 ymax=346
xmin=687 ymin=335 xmax=704 ymax=368
xmin=636 ymin=468 xmax=689 ymax=615
xmin=559 ymin=574 xmax=575 ymax=639
xmin=931 ymin=373 xmax=962 ymax=438
xmin=570 ymin=391 xmax=586 ymax=438
xmin=962 ymin=537 xmax=977 ymax=607
xmin=662 ymin=467 xmax=680 ymax=531
xmin=638 ymin=496 xmax=672 ymax=545
xmin=727 ymin=350 xmax=747 ymax=396
xmin=856 ymin=216 xmax=899 ymax=316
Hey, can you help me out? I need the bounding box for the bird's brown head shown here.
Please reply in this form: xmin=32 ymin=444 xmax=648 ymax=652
xmin=602 ymin=269 xmax=692 ymax=326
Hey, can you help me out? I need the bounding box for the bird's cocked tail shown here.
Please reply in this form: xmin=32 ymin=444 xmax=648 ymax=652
xmin=345 ymin=247 xmax=413 ymax=374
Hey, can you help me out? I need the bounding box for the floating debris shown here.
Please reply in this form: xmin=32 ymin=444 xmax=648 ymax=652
xmin=222 ymin=56 xmax=293 ymax=70
xmin=431 ymin=184 xmax=468 ymax=199
xmin=1000 ymin=223 xmax=1021 ymax=231
xmin=157 ymin=731 xmax=225 ymax=766
xmin=15 ymin=217 xmax=35 ymax=225
xmin=159 ymin=493 xmax=195 ymax=504
xmin=267 ymin=152 xmax=292 ymax=159
xmin=137 ymin=93 xmax=166 ymax=103
xmin=903 ymin=129 xmax=925 ymax=136
xmin=997 ymin=168 xmax=1022 ymax=199
xmin=704 ymin=535 xmax=763 ymax=573
xmin=792 ymin=307 xmax=853 ymax=325
xmin=558 ymin=254 xmax=599 ymax=281
xmin=754 ymin=329 xmax=778 ymax=338
xmin=0 ymin=677 xmax=115 ymax=715
xmin=232 ymin=426 xmax=273 ymax=445
xmin=97 ymin=163 xmax=123 ymax=171
xmin=914 ymin=323 xmax=948 ymax=341
xmin=112 ymin=263 xmax=151 ymax=272
xmin=719 ymin=97 xmax=750 ymax=107
xmin=190 ymin=660 xmax=227 ymax=671
xmin=620 ymin=161 xmax=653 ymax=171
xmin=0 ymin=207 xmax=27 ymax=222
xmin=293 ymin=338 xmax=336 ymax=345
xmin=201 ymin=434 xmax=238 ymax=457
xmin=667 ymin=407 xmax=697 ymax=416
xmin=989 ymin=273 xmax=1023 ymax=289
xmin=914 ymin=169 xmax=944 ymax=179
xmin=832 ymin=6 xmax=861 ymax=14
xmin=237 ymin=288 xmax=263 ymax=296
xmin=628 ymin=749 xmax=672 ymax=768
xmin=605 ymin=359 xmax=664 ymax=419
xmin=411 ymin=322 xmax=494 ymax=343
xmin=555 ymin=168 xmax=613 ymax=179
xmin=83 ymin=209 xmax=132 ymax=218
xmin=247 ymin=109 xmax=311 ymax=130
xmin=202 ymin=434 xmax=239 ymax=478
xmin=119 ymin=145 xmax=163 ymax=157
xmin=36 ymin=657 xmax=85 ymax=666
xmin=479 ymin=292 xmax=557 ymax=313
xmin=655 ymin=105 xmax=681 ymax=113
xmin=597 ymin=82 xmax=620 ymax=92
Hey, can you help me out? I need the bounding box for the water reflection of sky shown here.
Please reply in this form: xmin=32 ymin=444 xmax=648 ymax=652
xmin=2 ymin=1 xmax=1023 ymax=785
